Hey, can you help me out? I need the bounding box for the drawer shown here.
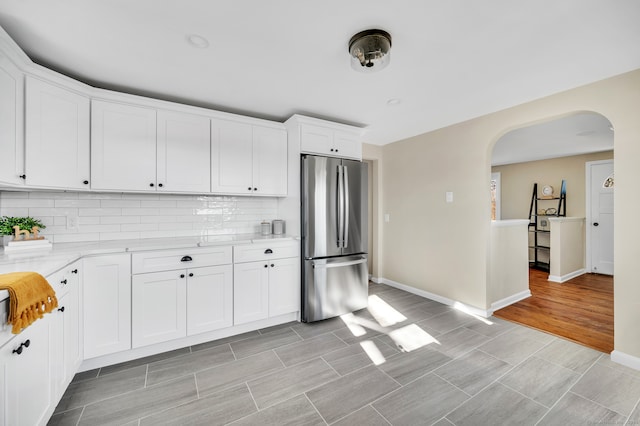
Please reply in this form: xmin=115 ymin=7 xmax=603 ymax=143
xmin=234 ymin=240 xmax=299 ymax=263
xmin=132 ymin=245 xmax=232 ymax=274
xmin=47 ymin=262 xmax=80 ymax=299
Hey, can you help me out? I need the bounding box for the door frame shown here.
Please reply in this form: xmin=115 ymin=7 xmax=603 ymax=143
xmin=585 ymin=159 xmax=614 ymax=273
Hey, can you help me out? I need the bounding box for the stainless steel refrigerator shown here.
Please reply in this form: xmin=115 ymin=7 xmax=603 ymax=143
xmin=301 ymin=154 xmax=368 ymax=322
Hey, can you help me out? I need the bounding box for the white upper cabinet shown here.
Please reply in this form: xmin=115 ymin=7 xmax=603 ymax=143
xmin=25 ymin=76 xmax=90 ymax=189
xmin=253 ymin=126 xmax=288 ymax=196
xmin=0 ymin=54 xmax=24 ymax=185
xmin=91 ymin=100 xmax=157 ymax=191
xmin=288 ymin=115 xmax=363 ymax=160
xmin=300 ymin=124 xmax=361 ymax=160
xmin=156 ymin=110 xmax=210 ymax=193
xmin=211 ymin=119 xmax=253 ymax=194
xmin=211 ymin=119 xmax=287 ymax=196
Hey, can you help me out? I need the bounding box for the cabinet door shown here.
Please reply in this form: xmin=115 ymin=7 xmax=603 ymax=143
xmin=300 ymin=124 xmax=333 ymax=156
xmin=268 ymin=257 xmax=300 ymax=317
xmin=1 ymin=318 xmax=53 ymax=426
xmin=132 ymin=270 xmax=187 ymax=348
xmin=333 ymin=130 xmax=362 ymax=160
xmin=211 ymin=119 xmax=254 ymax=195
xmin=187 ymin=265 xmax=233 ymax=335
xmin=91 ymin=100 xmax=157 ymax=191
xmin=253 ymin=126 xmax=287 ymax=196
xmin=0 ymin=54 xmax=24 ymax=185
xmin=52 ymin=284 xmax=80 ymax=400
xmin=233 ymin=261 xmax=269 ymax=325
xmin=25 ymin=76 xmax=90 ymax=189
xmin=83 ymin=254 xmax=131 ymax=359
xmin=157 ymin=110 xmax=210 ymax=193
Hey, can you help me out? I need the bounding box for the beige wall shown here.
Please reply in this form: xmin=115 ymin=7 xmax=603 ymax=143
xmin=362 ymin=143 xmax=383 ymax=281
xmin=549 ymin=217 xmax=586 ymax=280
xmin=488 ymin=220 xmax=530 ymax=307
xmin=492 ymin=151 xmax=613 ymax=220
xmin=380 ymin=69 xmax=640 ymax=358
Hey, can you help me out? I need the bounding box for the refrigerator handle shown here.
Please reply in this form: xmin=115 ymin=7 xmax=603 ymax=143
xmin=343 ymin=165 xmax=349 ymax=248
xmin=337 ymin=164 xmax=344 ymax=248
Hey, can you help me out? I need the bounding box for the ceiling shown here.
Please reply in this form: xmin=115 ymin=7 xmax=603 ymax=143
xmin=491 ymin=112 xmax=614 ymax=166
xmin=0 ymin=0 xmax=639 ymax=148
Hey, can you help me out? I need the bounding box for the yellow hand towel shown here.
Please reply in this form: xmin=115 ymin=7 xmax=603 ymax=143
xmin=0 ymin=272 xmax=58 ymax=334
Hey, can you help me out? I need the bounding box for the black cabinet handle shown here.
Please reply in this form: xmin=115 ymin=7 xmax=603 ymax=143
xmin=19 ymin=174 xmax=26 ymax=179
xmin=158 ymin=183 xmax=163 ymax=188
xmin=83 ymin=180 xmax=89 ymax=185
xmin=254 ymin=187 xmax=258 ymax=191
xmin=60 ymin=279 xmax=67 ymax=285
xmin=149 ymin=183 xmax=155 ymax=187
xmin=593 ymin=222 xmax=599 ymax=227
xmin=181 ymin=255 xmax=193 ymax=262
xmin=71 ymin=269 xmax=78 ymax=274
xmin=189 ymin=273 xmax=194 ymax=277
xmin=264 ymin=264 xmax=268 ymax=268
xmin=270 ymin=264 xmax=274 ymax=267
xmin=180 ymin=274 xmax=185 ymax=278
xmin=248 ymin=187 xmax=252 ymax=191
xmin=58 ymin=306 xmax=65 ymax=312
xmin=264 ymin=249 xmax=273 ymax=254
xmin=335 ymin=149 xmax=338 ymax=152
xmin=13 ymin=339 xmax=31 ymax=355
xmin=330 ymin=149 xmax=334 ymax=152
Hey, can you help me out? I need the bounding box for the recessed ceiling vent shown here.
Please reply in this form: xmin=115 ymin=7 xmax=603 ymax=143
xmin=348 ymin=29 xmax=392 ymax=72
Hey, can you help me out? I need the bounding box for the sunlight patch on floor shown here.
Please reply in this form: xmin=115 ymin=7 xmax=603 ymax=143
xmin=340 ymin=313 xmax=367 ymax=337
xmin=453 ymin=302 xmax=493 ymax=325
xmin=388 ymin=323 xmax=439 ymax=352
xmin=360 ymin=340 xmax=386 ymax=365
xmin=367 ymin=294 xmax=407 ymax=327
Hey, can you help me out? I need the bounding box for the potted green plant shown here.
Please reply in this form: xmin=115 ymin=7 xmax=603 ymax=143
xmin=0 ymin=216 xmax=47 ymax=245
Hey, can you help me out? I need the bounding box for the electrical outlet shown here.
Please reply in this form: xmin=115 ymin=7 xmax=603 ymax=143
xmin=384 ymin=213 xmax=390 ymax=223
xmin=66 ymin=215 xmax=79 ymax=230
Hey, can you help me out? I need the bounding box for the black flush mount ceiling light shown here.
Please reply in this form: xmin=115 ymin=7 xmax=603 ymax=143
xmin=348 ymin=29 xmax=392 ymax=72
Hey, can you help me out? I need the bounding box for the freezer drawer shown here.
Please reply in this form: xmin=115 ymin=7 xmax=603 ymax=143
xmin=302 ymin=255 xmax=368 ymax=322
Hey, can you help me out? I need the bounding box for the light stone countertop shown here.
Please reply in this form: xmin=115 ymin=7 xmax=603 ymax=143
xmin=0 ymin=234 xmax=298 ymax=301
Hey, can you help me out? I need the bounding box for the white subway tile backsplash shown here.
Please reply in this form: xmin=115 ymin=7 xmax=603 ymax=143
xmin=100 ymin=199 xmax=142 ymax=208
xmin=78 ymin=208 xmax=122 ymax=216
xmin=0 ymin=191 xmax=280 ymax=243
xmin=54 ymin=199 xmax=101 ymax=208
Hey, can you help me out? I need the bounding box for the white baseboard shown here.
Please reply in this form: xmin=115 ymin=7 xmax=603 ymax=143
xmin=369 ymin=275 xmax=382 ymax=284
xmin=380 ymin=277 xmax=491 ymax=318
xmin=611 ymin=350 xmax=640 ymax=371
xmin=489 ymin=290 xmax=531 ymax=313
xmin=548 ymin=268 xmax=586 ymax=283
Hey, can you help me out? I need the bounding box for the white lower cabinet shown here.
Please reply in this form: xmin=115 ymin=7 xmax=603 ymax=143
xmin=233 ymin=261 xmax=270 ymax=325
xmin=51 ymin=264 xmax=82 ymax=400
xmin=131 ymin=248 xmax=233 ymax=348
xmin=233 ymin=241 xmax=300 ymax=325
xmin=83 ymin=254 xmax=132 ymax=359
xmin=0 ymin=318 xmax=53 ymax=426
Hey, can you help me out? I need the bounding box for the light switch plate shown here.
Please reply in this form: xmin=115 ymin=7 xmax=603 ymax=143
xmin=446 ymin=192 xmax=454 ymax=203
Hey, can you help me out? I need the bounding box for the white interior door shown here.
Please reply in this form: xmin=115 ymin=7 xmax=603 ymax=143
xmin=587 ymin=160 xmax=614 ymax=275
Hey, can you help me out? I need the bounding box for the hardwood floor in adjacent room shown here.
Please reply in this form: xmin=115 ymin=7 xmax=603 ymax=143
xmin=493 ymin=268 xmax=614 ymax=353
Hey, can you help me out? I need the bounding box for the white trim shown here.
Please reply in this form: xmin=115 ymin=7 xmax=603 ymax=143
xmin=380 ymin=277 xmax=491 ymax=318
xmin=548 ymin=268 xmax=586 ymax=283
xmin=369 ymin=275 xmax=383 ymax=284
xmin=585 ymin=159 xmax=614 ymax=274
xmin=491 ymin=172 xmax=501 ymax=220
xmin=490 ymin=219 xmax=529 ymax=227
xmin=489 ymin=290 xmax=532 ymax=312
xmin=611 ymin=350 xmax=640 ymax=371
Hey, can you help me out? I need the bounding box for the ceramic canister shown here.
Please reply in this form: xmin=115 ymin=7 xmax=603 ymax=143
xmin=272 ymin=220 xmax=285 ymax=235
xmin=261 ymin=221 xmax=271 ymax=235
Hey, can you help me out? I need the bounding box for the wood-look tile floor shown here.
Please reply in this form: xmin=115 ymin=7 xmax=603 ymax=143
xmin=49 ymin=282 xmax=639 ymax=426
xmin=494 ymin=269 xmax=614 ymax=353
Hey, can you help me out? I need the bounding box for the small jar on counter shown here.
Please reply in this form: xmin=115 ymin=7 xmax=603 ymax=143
xmin=261 ymin=221 xmax=271 ymax=235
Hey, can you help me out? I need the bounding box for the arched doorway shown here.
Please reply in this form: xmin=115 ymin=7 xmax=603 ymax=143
xmin=489 ymin=111 xmax=614 ymax=352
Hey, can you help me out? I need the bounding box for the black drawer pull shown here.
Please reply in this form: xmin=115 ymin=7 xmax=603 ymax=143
xmin=180 ymin=274 xmax=185 ymax=278
xmin=189 ymin=273 xmax=194 ymax=277
xmin=13 ymin=339 xmax=30 ymax=355
xmin=270 ymin=264 xmax=274 ymax=267
xmin=58 ymin=306 xmax=65 ymax=312
xmin=264 ymin=249 xmax=273 ymax=254
xmin=83 ymin=180 xmax=89 ymax=185
xmin=181 ymin=256 xmax=193 ymax=262
xmin=264 ymin=264 xmax=268 ymax=268
xmin=71 ymin=269 xmax=78 ymax=274
xmin=60 ymin=279 xmax=67 ymax=285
